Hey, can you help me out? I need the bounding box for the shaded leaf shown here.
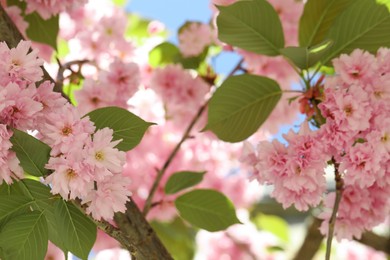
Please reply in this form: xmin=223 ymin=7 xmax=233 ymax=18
xmin=299 ymin=0 xmax=353 ymax=46
xmin=165 ymin=171 xmax=206 ymax=194
xmin=204 ymin=74 xmax=281 ymax=142
xmin=323 ymin=0 xmax=390 ymax=64
xmin=0 ymin=211 xmax=48 ymax=260
xmin=175 ymin=189 xmax=240 ymax=232
xmin=10 ymin=129 xmax=51 ymax=177
xmin=54 ymin=200 xmax=96 ymax=259
xmin=253 ymin=214 xmax=289 ymax=243
xmin=217 ymin=0 xmax=284 ymax=56
xmin=25 ymin=13 xmax=59 ymax=50
xmin=280 ymin=40 xmax=333 ymax=69
xmin=86 ymin=106 xmax=155 ymax=152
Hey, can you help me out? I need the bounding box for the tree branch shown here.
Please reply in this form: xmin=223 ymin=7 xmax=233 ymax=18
xmin=292 ymin=217 xmax=324 ymax=260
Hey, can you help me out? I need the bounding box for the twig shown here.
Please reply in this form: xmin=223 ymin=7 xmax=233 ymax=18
xmin=325 ymin=158 xmax=343 ymax=260
xmin=142 ymin=102 xmax=208 ymax=216
xmin=142 ymin=58 xmax=245 ymax=216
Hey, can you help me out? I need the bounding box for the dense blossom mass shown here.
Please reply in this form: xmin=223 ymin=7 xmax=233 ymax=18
xmin=243 ymin=48 xmax=390 ymax=240
xmin=0 ymin=40 xmax=130 ymax=221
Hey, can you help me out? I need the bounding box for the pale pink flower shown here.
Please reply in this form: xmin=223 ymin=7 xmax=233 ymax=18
xmin=0 ymin=41 xmax=43 ymax=83
xmin=84 ymin=127 xmax=126 ymax=176
xmin=75 ymin=78 xmax=116 ymax=115
xmin=0 ymin=82 xmax=43 ymax=130
xmin=45 ymin=151 xmax=93 ymax=199
xmin=83 ymin=174 xmax=131 ymax=220
xmin=25 ymin=0 xmax=88 ymax=20
xmin=179 ymin=22 xmax=213 ymax=57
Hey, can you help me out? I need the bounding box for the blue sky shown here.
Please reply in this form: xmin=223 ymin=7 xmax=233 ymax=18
xmin=126 ymin=0 xmax=242 ymax=75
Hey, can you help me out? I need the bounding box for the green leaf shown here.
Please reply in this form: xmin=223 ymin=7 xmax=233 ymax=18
xmin=16 ymin=179 xmax=66 ymax=252
xmin=151 ymin=218 xmax=196 ymax=260
xmin=25 ymin=13 xmax=59 ymax=50
xmin=217 ymin=0 xmax=284 ymax=56
xmin=149 ymin=42 xmax=208 ymax=69
xmin=10 ymin=129 xmax=51 ymax=177
xmin=0 ymin=211 xmax=48 ymax=260
xmin=253 ymin=214 xmax=289 ymax=243
xmin=0 ymin=196 xmax=32 ymax=221
xmin=165 ymin=171 xmax=206 ymax=195
xmin=54 ymin=200 xmax=96 ymax=259
xmin=149 ymin=42 xmax=180 ymax=67
xmin=299 ymin=0 xmax=353 ymax=46
xmin=175 ymin=189 xmax=240 ymax=232
xmin=322 ymin=0 xmax=390 ymax=64
xmin=280 ymin=40 xmax=333 ymax=69
xmin=204 ymin=74 xmax=282 ymax=142
xmin=86 ymin=106 xmax=155 ymax=152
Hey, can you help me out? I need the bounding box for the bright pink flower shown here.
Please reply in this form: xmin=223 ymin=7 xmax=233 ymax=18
xmin=333 ymin=49 xmax=377 ymax=86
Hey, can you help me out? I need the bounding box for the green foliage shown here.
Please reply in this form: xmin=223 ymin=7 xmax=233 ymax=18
xmin=6 ymin=0 xmax=59 ymax=49
xmin=322 ymin=0 xmax=390 ymax=64
xmin=0 ymin=211 xmax=48 ymax=260
xmin=25 ymin=14 xmax=59 ymax=50
xmin=217 ymin=0 xmax=284 ymax=56
xmin=204 ymin=74 xmax=282 ymax=142
xmin=280 ymin=40 xmax=333 ymax=70
xmin=10 ymin=129 xmax=51 ymax=177
xmin=86 ymin=106 xmax=155 ymax=152
xmin=113 ymin=0 xmax=127 ymax=6
xmin=299 ymin=0 xmax=353 ymax=46
xmin=0 ymin=196 xmax=32 ymax=221
xmin=151 ymin=218 xmax=196 ymax=260
xmin=164 ymin=171 xmax=206 ymax=195
xmin=16 ymin=180 xmax=66 ymax=253
xmin=54 ymin=200 xmax=96 ymax=259
xmin=175 ymin=189 xmax=240 ymax=232
xmin=149 ymin=42 xmax=208 ymax=69
xmin=252 ymin=214 xmax=289 ymax=243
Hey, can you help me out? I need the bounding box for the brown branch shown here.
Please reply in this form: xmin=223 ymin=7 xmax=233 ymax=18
xmin=292 ymin=218 xmax=324 ymax=260
xmin=114 ymin=200 xmax=173 ymax=260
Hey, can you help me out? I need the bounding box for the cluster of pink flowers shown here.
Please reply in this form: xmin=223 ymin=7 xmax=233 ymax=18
xmin=243 ymin=48 xmax=390 ymax=240
xmin=0 ymin=40 xmax=130 ymax=221
xmin=149 ymin=64 xmax=210 ymax=126
xmin=25 ymin=0 xmax=88 ymax=20
xmin=178 ymin=22 xmax=214 ymax=57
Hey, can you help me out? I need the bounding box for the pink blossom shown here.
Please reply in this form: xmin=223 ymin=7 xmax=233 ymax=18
xmin=84 ymin=127 xmax=126 ymax=177
xmin=75 ymin=78 xmax=116 ymax=115
xmin=0 ymin=41 xmax=43 ymax=84
xmin=179 ymin=22 xmax=213 ymax=57
xmin=25 ymin=0 xmax=88 ymax=20
xmin=83 ymin=174 xmax=132 ymax=220
xmin=333 ymin=49 xmax=377 ymax=86
xmin=0 ymin=82 xmax=43 ymax=130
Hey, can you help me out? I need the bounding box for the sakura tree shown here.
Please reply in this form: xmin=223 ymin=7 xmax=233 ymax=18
xmin=0 ymin=0 xmax=389 ymax=259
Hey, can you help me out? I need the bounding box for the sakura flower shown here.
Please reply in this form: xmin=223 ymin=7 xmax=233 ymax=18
xmin=179 ymin=22 xmax=213 ymax=57
xmin=83 ymin=174 xmax=131 ymax=220
xmin=333 ymin=49 xmax=377 ymax=86
xmin=0 ymin=41 xmax=43 ymax=84
xmin=84 ymin=127 xmax=126 ymax=177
